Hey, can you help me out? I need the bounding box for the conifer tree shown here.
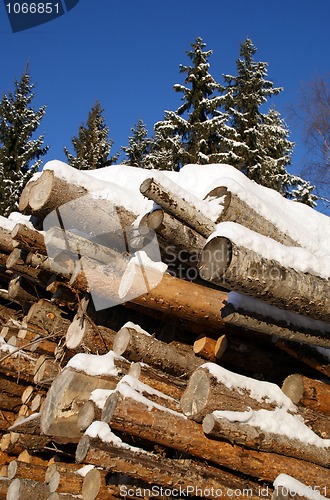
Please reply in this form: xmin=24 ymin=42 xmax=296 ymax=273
xmin=122 ymin=119 xmax=151 ymax=168
xmin=64 ymin=101 xmax=118 ymax=170
xmin=148 ymin=37 xmax=230 ymax=170
xmin=0 ymin=68 xmax=48 ymax=217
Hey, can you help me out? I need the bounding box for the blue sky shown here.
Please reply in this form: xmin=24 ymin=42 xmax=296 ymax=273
xmin=1 ymin=0 xmax=329 ymax=202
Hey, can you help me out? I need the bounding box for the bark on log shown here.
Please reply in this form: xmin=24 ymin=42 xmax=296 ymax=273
xmin=6 ymin=249 xmax=51 ymax=285
xmin=199 ymin=236 xmax=330 ymax=322
xmin=222 ymin=305 xmax=330 ymax=349
xmin=7 ymin=276 xmax=39 ymax=305
xmin=76 ymin=433 xmax=263 ymax=500
xmin=33 ymin=356 xmax=61 ymax=386
xmin=128 ymin=362 xmax=186 ymax=401
xmin=45 ymin=462 xmax=84 ymax=494
xmin=11 ymin=224 xmax=46 ymax=254
xmin=0 ymin=347 xmax=37 ymax=383
xmin=275 ymin=339 xmax=330 ymax=379
xmin=6 ymin=478 xmax=50 ymax=500
xmin=102 ymin=389 xmax=330 ymax=489
xmin=180 ymin=364 xmax=289 ymax=422
xmin=113 ymin=325 xmax=203 ymax=377
xmin=140 ymin=208 xmax=205 ymax=256
xmin=24 ymin=299 xmax=70 ymax=336
xmin=140 ymin=177 xmax=215 ymax=237
xmin=282 ymin=374 xmax=330 ymax=416
xmin=202 ymin=412 xmax=330 ymax=467
xmin=71 ymin=255 xmax=228 ymax=331
xmin=7 ymin=460 xmax=47 ymax=482
xmin=204 ymin=186 xmax=297 ymax=245
xmin=0 ymin=226 xmax=15 ymax=253
xmin=0 ymin=377 xmax=26 ymax=412
xmin=19 ymin=169 xmax=87 ymax=218
xmin=40 ymin=363 xmax=128 ymax=439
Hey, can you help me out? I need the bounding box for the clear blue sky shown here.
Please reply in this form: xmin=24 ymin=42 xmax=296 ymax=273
xmin=1 ymin=0 xmax=329 ymax=197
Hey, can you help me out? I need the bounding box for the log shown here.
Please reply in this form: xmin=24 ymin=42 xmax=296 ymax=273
xmin=202 ymin=412 xmax=330 ymax=467
xmin=199 ymin=236 xmax=330 ymax=322
xmin=65 ymin=315 xmax=115 ymax=354
xmin=204 ymin=186 xmax=297 ymax=245
xmin=101 ymin=389 xmax=330 ymax=489
xmin=11 ymin=224 xmax=46 ymax=254
xmin=71 ymin=255 xmax=228 ymax=331
xmin=128 ymin=362 xmax=186 ymax=401
xmin=140 ymin=177 xmax=215 ymax=237
xmin=275 ymin=339 xmax=330 ymax=379
xmin=140 ymin=208 xmax=205 ymax=256
xmin=180 ymin=363 xmax=292 ymax=422
xmin=0 ymin=346 xmax=37 ymax=383
xmin=222 ymin=305 xmax=330 ymax=349
xmin=33 ymin=356 xmax=61 ymax=386
xmin=7 ymin=460 xmax=47 ymax=482
xmin=0 ymin=377 xmax=26 ymax=412
xmin=19 ymin=169 xmax=87 ymax=218
xmin=6 ymin=478 xmax=50 ymax=499
xmin=24 ymin=299 xmax=70 ymax=335
xmin=45 ymin=462 xmax=84 ymax=494
xmin=112 ymin=325 xmax=203 ymax=377
xmin=193 ymin=335 xmax=228 ymax=362
xmin=282 ymin=374 xmax=330 ymax=416
xmin=0 ymin=226 xmax=15 ymax=253
xmin=76 ymin=432 xmax=263 ymax=500
xmin=40 ymin=361 xmax=128 ymax=439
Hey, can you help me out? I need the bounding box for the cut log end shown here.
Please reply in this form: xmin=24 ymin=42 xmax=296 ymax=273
xmin=199 ymin=236 xmax=232 ymax=282
xmin=202 ymin=413 xmax=216 ymax=434
xmin=82 ymin=468 xmax=101 ymax=500
xmin=281 ymin=374 xmax=305 ymax=404
xmin=65 ymin=317 xmax=85 ymax=350
xmin=180 ymin=369 xmax=211 ymax=419
xmin=139 ymin=177 xmax=153 ymax=196
xmin=147 ymin=209 xmax=165 ymax=230
xmin=77 ymin=400 xmax=96 ymax=432
xmin=102 ymin=392 xmax=119 ymax=423
xmin=112 ymin=327 xmax=131 ymax=356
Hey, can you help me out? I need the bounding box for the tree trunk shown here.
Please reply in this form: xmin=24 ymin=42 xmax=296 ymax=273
xmin=101 ymin=389 xmax=330 ymax=489
xmin=65 ymin=315 xmax=115 ymax=354
xmin=204 ymin=186 xmax=297 ymax=245
xmin=76 ymin=434 xmax=263 ymax=500
xmin=180 ymin=364 xmax=288 ymax=422
xmin=40 ymin=364 xmax=128 ymax=440
xmin=202 ymin=412 xmax=330 ymax=467
xmin=199 ymin=236 xmax=330 ymax=322
xmin=282 ymin=374 xmax=330 ymax=416
xmin=11 ymin=224 xmax=46 ymax=254
xmin=71 ymin=255 xmax=228 ymax=331
xmin=20 ymin=169 xmax=87 ymax=218
xmin=140 ymin=177 xmax=215 ymax=237
xmin=221 ymin=304 xmax=330 ymax=349
xmin=113 ymin=325 xmax=203 ymax=378
xmin=6 ymin=478 xmax=50 ymax=500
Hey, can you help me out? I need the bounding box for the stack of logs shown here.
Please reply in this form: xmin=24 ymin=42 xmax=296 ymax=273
xmin=0 ymin=167 xmax=330 ymax=499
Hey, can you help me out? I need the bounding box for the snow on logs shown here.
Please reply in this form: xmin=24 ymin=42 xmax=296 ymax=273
xmin=198 ymin=235 xmax=330 ymax=322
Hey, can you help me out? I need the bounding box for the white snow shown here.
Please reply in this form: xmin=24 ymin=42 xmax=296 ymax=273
xmin=90 ymin=389 xmax=115 ymax=409
xmin=85 ymin=421 xmax=145 ymax=452
xmin=67 ymin=350 xmax=123 ymax=377
xmin=121 ymin=322 xmax=151 ymax=336
xmin=203 ymin=363 xmax=296 ymax=411
xmin=212 ymin=408 xmax=330 ymax=448
xmin=119 ymin=375 xmax=176 ymax=402
xmin=75 ymin=465 xmax=95 ymax=477
xmin=273 ymin=474 xmax=327 ymax=500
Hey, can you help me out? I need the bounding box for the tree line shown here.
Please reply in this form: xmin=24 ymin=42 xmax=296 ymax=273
xmin=1 ymin=37 xmax=328 ymax=217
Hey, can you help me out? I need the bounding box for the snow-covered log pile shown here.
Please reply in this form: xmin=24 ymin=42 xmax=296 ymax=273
xmin=0 ymin=160 xmax=330 ymax=499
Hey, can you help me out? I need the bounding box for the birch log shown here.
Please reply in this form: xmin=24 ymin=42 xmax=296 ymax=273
xmin=199 ymin=236 xmax=330 ymax=322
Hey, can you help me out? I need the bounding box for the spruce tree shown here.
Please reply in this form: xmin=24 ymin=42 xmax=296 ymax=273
xmin=148 ymin=37 xmax=229 ymax=170
xmin=122 ymin=119 xmax=151 ymax=168
xmin=64 ymin=101 xmax=118 ymax=170
xmin=222 ymin=38 xmax=283 ymax=181
xmin=0 ymin=68 xmax=48 ymax=217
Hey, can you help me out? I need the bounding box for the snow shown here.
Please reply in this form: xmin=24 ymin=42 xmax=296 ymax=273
xmin=67 ymin=351 xmax=123 ymax=377
xmin=75 ymin=465 xmax=94 ymax=477
xmin=212 ymin=408 xmax=330 ymax=448
xmin=203 ymin=363 xmax=296 ymax=411
xmin=121 ymin=322 xmax=151 ymax=336
xmin=208 ymin=221 xmax=330 ymax=279
xmin=273 ymin=474 xmax=327 ymax=500
xmin=90 ymin=389 xmax=115 ymax=409
xmin=85 ymin=421 xmax=145 ymax=453
xmin=119 ymin=374 xmax=176 ymax=402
